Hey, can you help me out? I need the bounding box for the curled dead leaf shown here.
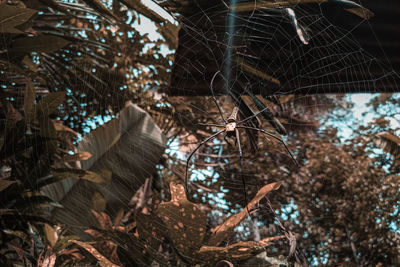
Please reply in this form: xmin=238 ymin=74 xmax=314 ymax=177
xmin=208 ymin=181 xmax=283 ymax=246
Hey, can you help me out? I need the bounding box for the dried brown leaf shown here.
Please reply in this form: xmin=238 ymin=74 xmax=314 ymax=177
xmin=44 ymin=224 xmax=58 ymax=247
xmin=0 ymin=178 xmax=16 ymax=192
xmin=199 ymin=236 xmax=285 ymax=263
xmin=345 ymin=7 xmax=374 ymax=19
xmin=62 ymin=152 xmax=92 ymax=162
xmin=230 ymin=0 xmax=328 ymax=12
xmin=376 ymin=132 xmax=400 ymax=159
xmin=91 ymin=210 xmax=113 ymax=230
xmin=157 ymin=182 xmax=207 ymax=259
xmin=70 ymin=240 xmax=121 ymax=267
xmin=208 ymin=181 xmax=283 ymax=246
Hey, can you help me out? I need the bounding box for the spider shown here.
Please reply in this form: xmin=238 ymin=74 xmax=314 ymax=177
xmin=184 ymin=72 xmax=298 ymax=208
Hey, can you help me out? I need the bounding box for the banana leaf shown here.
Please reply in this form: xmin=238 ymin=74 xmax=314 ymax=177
xmin=41 ymin=102 xmax=166 ymax=235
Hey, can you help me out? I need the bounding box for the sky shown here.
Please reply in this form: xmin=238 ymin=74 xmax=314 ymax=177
xmin=337 ymin=93 xmax=377 ymax=138
xmin=134 ymin=0 xmax=176 ymax=41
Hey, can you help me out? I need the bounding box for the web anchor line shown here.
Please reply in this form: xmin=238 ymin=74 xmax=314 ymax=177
xmin=264 ymin=196 xmax=310 ymax=266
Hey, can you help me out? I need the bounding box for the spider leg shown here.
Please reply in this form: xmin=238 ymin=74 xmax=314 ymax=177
xmin=210 ymin=71 xmax=227 ymax=124
xmin=224 ymin=134 xmax=235 ymax=147
xmin=237 ymin=126 xmax=299 ymax=167
xmin=196 ymin=123 xmax=225 ymax=128
xmin=185 ymin=129 xmax=226 ymax=193
xmin=235 ymin=128 xmax=250 ymax=216
xmin=238 ymin=106 xmax=272 ymax=124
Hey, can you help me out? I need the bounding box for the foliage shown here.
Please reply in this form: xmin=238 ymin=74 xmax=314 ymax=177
xmin=160 ymin=93 xmax=400 ymax=266
xmin=0 ymin=0 xmax=177 ymax=132
xmin=47 ymin=102 xmax=166 ymax=235
xmin=77 ymin=181 xmax=288 ymax=266
xmin=286 ymin=128 xmax=400 ymax=265
xmin=162 ymin=94 xmax=338 ymax=209
xmin=0 ymin=1 xmax=176 ymax=264
xmin=0 ymin=91 xmax=105 ymax=266
xmin=1 ymin=0 xmax=400 ymax=266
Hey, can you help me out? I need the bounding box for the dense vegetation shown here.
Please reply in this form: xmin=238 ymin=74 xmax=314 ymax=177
xmin=0 ymin=0 xmax=399 ymax=266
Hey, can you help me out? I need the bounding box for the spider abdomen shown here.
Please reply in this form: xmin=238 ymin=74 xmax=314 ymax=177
xmin=227 ymin=107 xmax=239 ymax=123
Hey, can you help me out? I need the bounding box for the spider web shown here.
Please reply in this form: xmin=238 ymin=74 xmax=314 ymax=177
xmin=159 ymin=0 xmax=400 ymax=264
xmin=167 ymin=0 xmax=400 ymax=96
xmin=163 ymin=0 xmax=400 ymax=195
xmin=2 ymin=0 xmax=400 ymax=266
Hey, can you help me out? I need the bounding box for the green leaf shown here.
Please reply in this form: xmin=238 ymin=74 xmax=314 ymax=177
xmin=10 ymin=34 xmax=70 ymax=53
xmin=0 ymin=4 xmax=37 ymax=33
